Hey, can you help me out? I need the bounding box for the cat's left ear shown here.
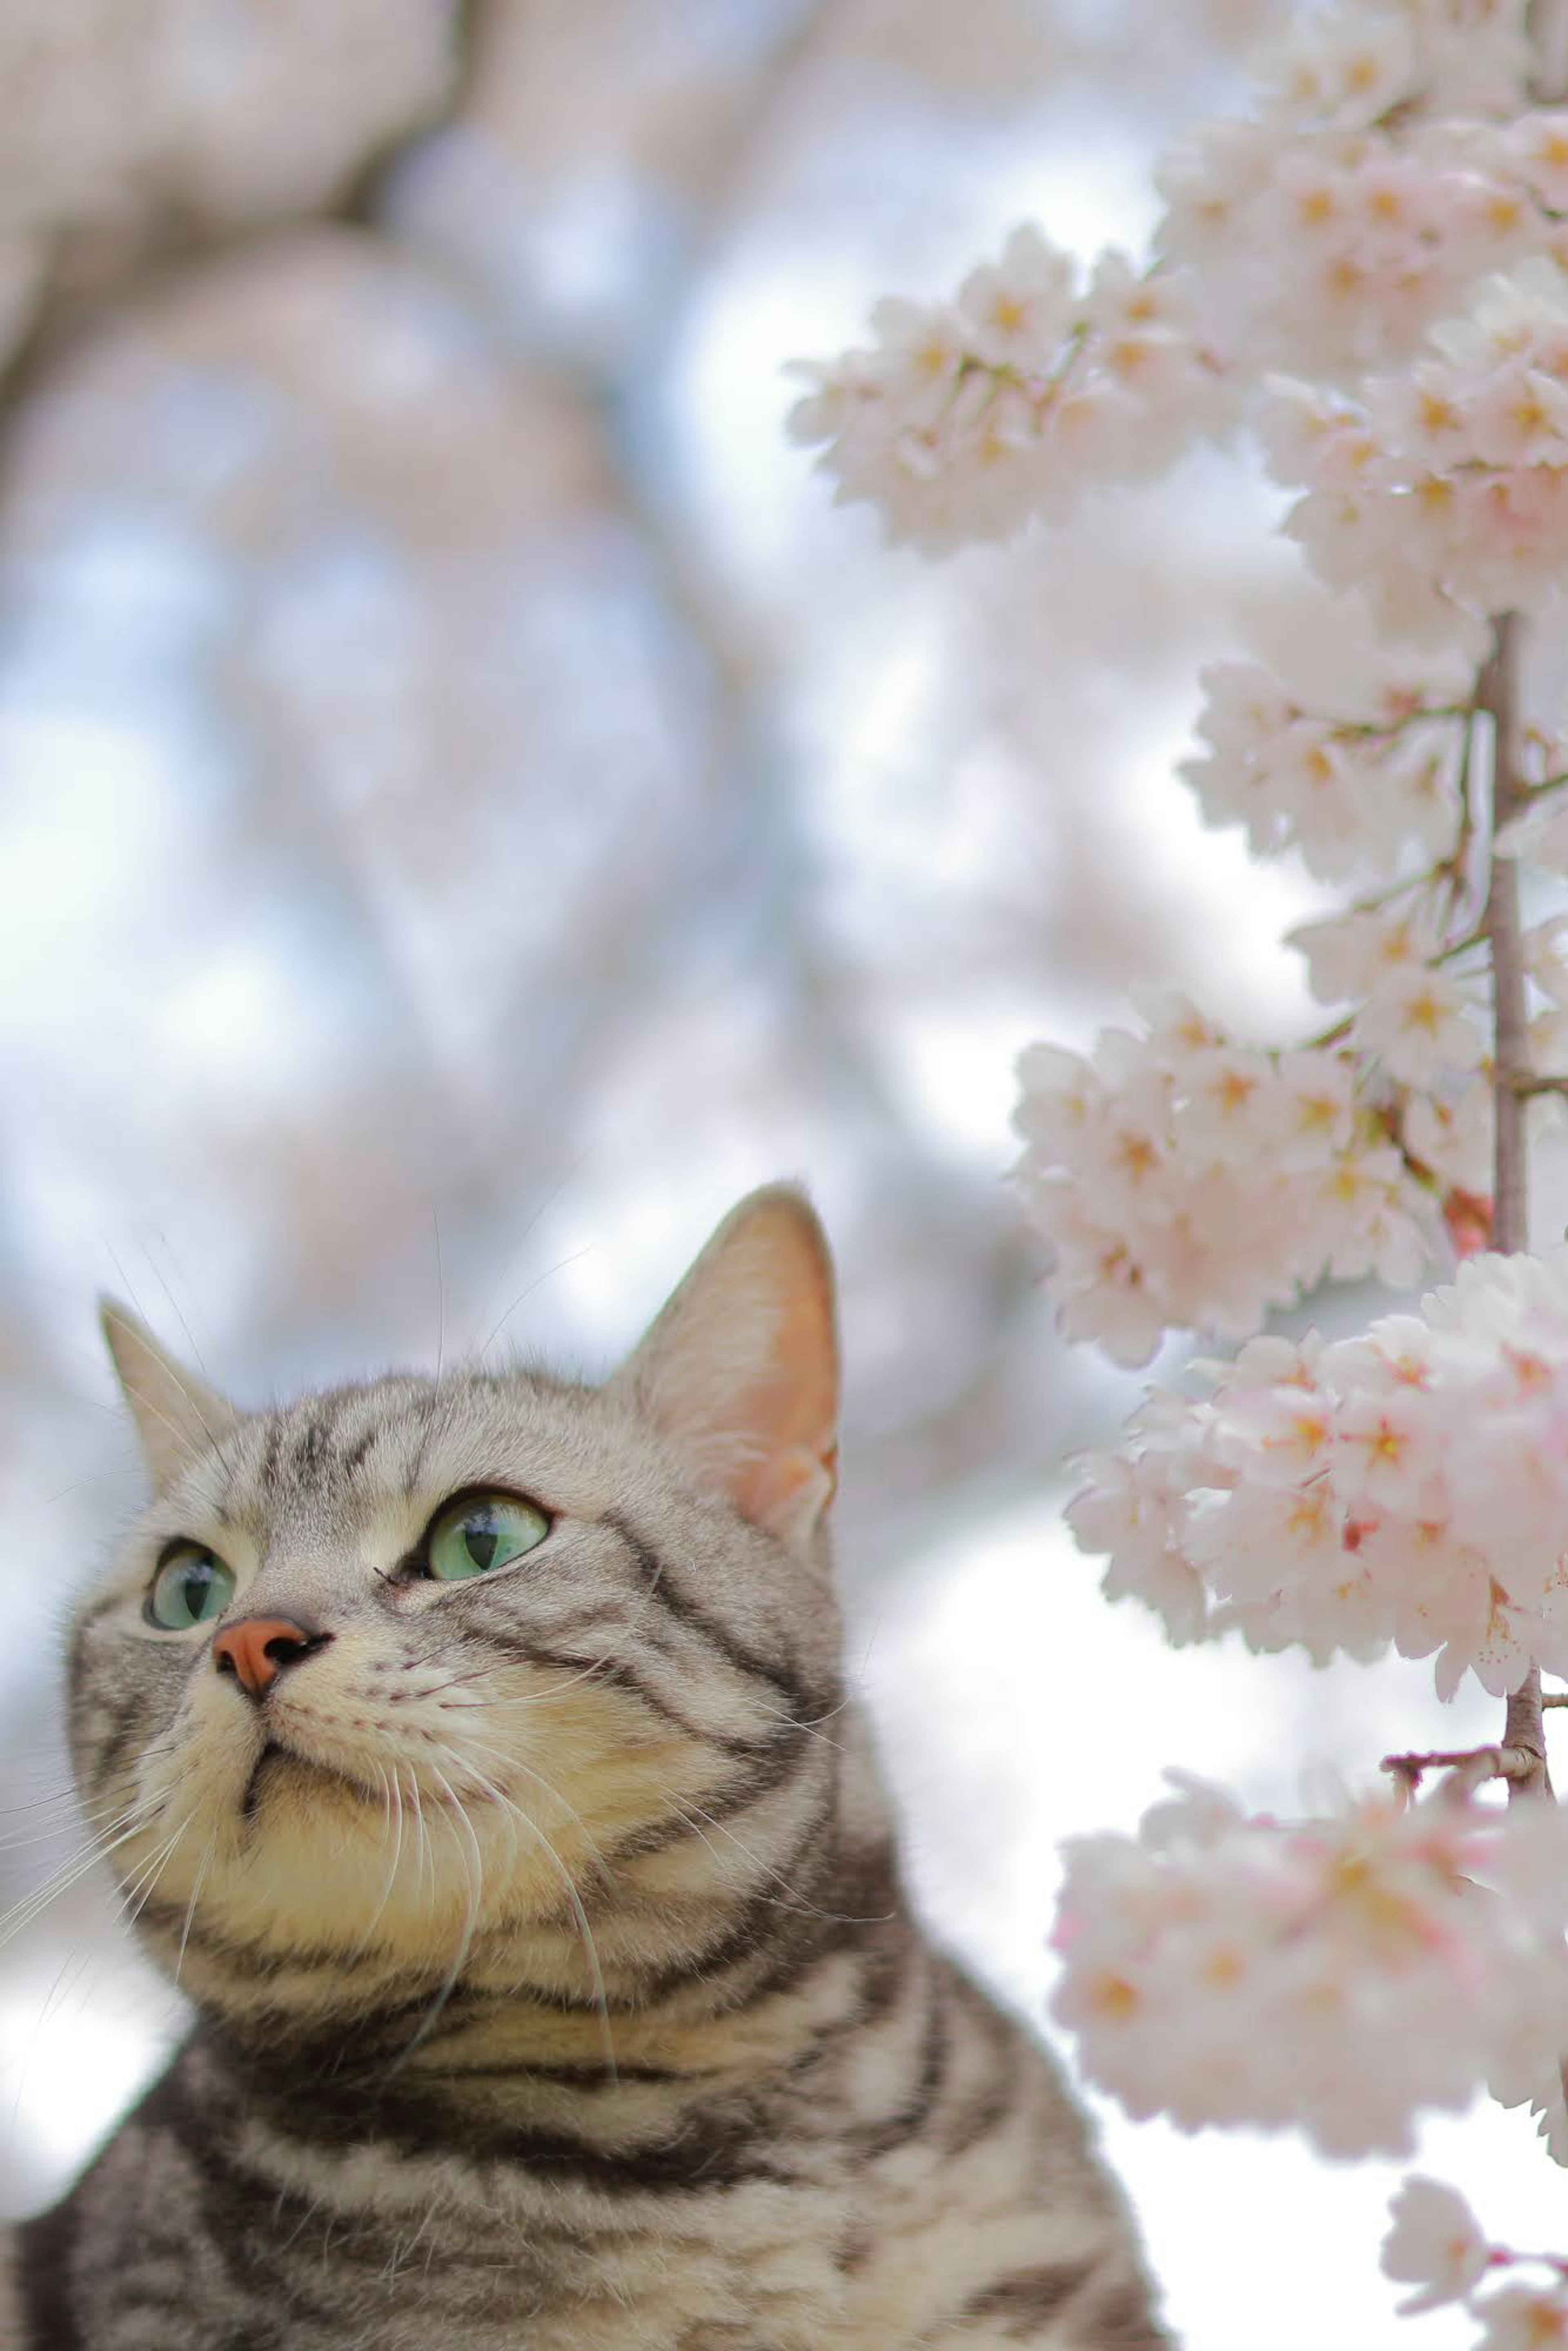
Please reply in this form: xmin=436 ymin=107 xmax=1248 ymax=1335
xmin=100 ymin=1300 xmax=238 ymax=1493
xmin=608 ymin=1186 xmax=840 ymax=1553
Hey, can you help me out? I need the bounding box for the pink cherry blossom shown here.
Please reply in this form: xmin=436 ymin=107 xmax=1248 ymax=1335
xmin=1012 ymin=1014 xmax=1438 ymax=1364
xmin=1381 ymin=2177 xmax=1491 ymax=2315
xmin=1051 ymin=1780 xmax=1568 ymax=2157
xmin=1183 ymin=661 xmax=1466 ymax=882
xmin=1474 ymin=2286 xmax=1568 ymax=2350
xmin=1069 ymin=1252 xmax=1568 ymax=1692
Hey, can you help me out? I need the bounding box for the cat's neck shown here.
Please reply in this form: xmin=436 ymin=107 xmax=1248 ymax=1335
xmin=175 ymin=1851 xmax=916 ymax=2179
xmin=162 ymin=1714 xmax=915 ymax=2139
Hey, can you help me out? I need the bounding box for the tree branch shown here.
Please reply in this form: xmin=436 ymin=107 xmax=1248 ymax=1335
xmin=1382 ymin=1743 xmax=1543 ymax=1803
xmin=1479 ymin=612 xmax=1554 ymax=1801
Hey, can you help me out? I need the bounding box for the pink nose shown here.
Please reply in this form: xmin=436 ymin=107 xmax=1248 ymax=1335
xmin=212 ymin=1617 xmax=324 ymax=1699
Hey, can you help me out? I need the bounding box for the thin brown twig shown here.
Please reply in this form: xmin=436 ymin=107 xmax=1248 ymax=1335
xmin=1381 ymin=1744 xmax=1540 ymax=1804
xmin=1479 ymin=613 xmax=1554 ymax=1802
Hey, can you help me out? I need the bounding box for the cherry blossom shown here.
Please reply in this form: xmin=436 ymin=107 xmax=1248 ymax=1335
xmin=787 ymin=231 xmax=1217 ymax=551
xmin=1012 ymin=1014 xmax=1439 ymax=1364
xmin=1274 ymin=261 xmax=1568 ymax=631
xmin=792 ymin=0 xmax=1568 ymax=2256
xmin=1381 ymin=2177 xmax=1491 ymax=2314
xmin=1180 ymin=659 xmax=1468 ymax=881
xmin=1291 ymin=904 xmax=1448 ymax=1003
xmin=1352 ymin=961 xmax=1485 ymax=1087
xmin=1402 ymin=1076 xmax=1494 ymax=1195
xmin=1497 ymin=785 xmax=1568 ymax=874
xmin=1068 ymin=1252 xmax=1568 ymax=1692
xmin=1378 ymin=2175 xmax=1568 ymax=2339
xmin=1051 ymin=1778 xmax=1568 ymax=2157
xmin=1473 ymin=2286 xmax=1568 ymax=2349
xmin=794 ymin=3 xmax=1568 ymax=542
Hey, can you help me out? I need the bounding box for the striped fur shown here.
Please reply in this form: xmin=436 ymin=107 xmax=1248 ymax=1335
xmin=5 ymin=1191 xmax=1169 ymax=2348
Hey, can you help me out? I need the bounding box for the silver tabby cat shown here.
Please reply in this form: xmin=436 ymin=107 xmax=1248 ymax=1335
xmin=0 ymin=1188 xmax=1169 ymax=2349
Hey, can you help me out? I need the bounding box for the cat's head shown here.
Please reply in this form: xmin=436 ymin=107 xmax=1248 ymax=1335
xmin=69 ymin=1187 xmax=847 ymax=2040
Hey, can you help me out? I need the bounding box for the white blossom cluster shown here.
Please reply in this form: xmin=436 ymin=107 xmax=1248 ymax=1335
xmin=1011 ymin=1001 xmax=1446 ymax=1366
xmin=1162 ymin=123 xmax=1538 ymax=379
xmin=1295 ymin=896 xmax=1568 ymax=1122
xmin=1273 ymin=261 xmax=1568 ymax=636
xmin=1156 ymin=0 xmax=1546 ymax=376
xmin=1069 ymin=1254 xmax=1568 ymax=1692
xmin=1051 ymin=1776 xmax=1568 ymax=2158
xmin=790 ymin=0 xmax=1568 ymax=2248
xmin=786 ymin=231 xmax=1217 ymax=552
xmin=1180 ymin=659 xmax=1467 ymax=881
xmin=791 ymin=0 xmax=1568 ymax=546
xmin=1382 ymin=2176 xmax=1568 ymax=2345
xmin=1498 ymin=775 xmax=1568 ymax=873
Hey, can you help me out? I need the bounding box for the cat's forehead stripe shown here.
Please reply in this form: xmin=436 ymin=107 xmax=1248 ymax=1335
xmin=222 ymin=1375 xmax=517 ymax=1503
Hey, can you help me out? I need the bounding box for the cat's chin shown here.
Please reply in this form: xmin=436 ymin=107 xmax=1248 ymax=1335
xmin=240 ymin=1737 xmax=380 ymax=1821
xmin=125 ymin=1732 xmax=590 ymax=1985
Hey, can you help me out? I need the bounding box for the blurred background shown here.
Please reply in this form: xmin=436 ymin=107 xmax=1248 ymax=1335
xmin=0 ymin=5 xmax=1560 ymax=2346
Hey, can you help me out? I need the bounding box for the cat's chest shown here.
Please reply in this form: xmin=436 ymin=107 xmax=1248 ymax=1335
xmin=252 ymin=2192 xmax=856 ymax=2351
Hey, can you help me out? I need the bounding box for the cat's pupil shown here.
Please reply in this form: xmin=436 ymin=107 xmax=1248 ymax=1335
xmin=183 ymin=1558 xmax=213 ymax=1612
xmin=463 ymin=1513 xmax=498 ymax=1571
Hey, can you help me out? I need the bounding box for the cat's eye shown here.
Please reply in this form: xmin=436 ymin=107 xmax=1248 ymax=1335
xmin=146 ymin=1543 xmax=236 ymax=1631
xmin=423 ymin=1491 xmax=550 ymax=1583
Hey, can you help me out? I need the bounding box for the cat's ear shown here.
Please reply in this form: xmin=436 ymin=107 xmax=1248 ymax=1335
xmin=610 ymin=1186 xmax=840 ymax=1551
xmin=100 ymin=1300 xmax=238 ymax=1492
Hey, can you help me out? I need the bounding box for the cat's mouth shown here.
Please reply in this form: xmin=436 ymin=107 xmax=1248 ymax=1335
xmin=240 ymin=1737 xmax=377 ymax=1823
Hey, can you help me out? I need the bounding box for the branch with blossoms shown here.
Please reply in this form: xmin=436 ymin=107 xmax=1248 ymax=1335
xmin=793 ymin=0 xmax=1568 ymax=2330
xmin=1382 ymin=2177 xmax=1568 ymax=2346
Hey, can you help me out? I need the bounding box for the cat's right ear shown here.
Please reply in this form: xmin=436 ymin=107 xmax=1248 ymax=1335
xmin=100 ymin=1300 xmax=238 ymax=1493
xmin=607 ymin=1186 xmax=840 ymax=1556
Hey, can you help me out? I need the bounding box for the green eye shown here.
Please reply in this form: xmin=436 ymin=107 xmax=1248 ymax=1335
xmin=147 ymin=1544 xmax=236 ymax=1630
xmin=425 ymin=1492 xmax=550 ymax=1582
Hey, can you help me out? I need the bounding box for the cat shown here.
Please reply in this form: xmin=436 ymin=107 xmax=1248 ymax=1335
xmin=0 ymin=1186 xmax=1169 ymax=2349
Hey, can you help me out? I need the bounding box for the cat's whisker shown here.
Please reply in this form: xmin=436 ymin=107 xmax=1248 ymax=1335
xmin=664 ymin=1794 xmax=895 ymax=1927
xmin=0 ymin=1800 xmax=172 ymax=1953
xmin=474 ymin=1246 xmax=591 ymax=1365
xmin=352 ymin=1764 xmax=407 ymax=1958
xmin=0 ymin=1768 xmax=182 ymax=1843
xmin=0 ymin=1781 xmax=107 ymax=1818
xmin=103 ymin=1259 xmax=228 ymax=1460
xmin=418 ymin=1653 xmax=620 ymax=1707
xmin=113 ymin=1818 xmax=191 ymax=1939
xmin=427 ymin=1738 xmax=617 ymax=2080
xmin=448 ymin=1732 xmax=609 ymax=1883
xmin=0 ymin=1802 xmax=150 ymax=1857
xmin=383 ymin=1762 xmax=486 ymax=2072
xmin=465 ymin=1151 xmax=592 ymax=1360
xmin=408 ymin=1776 xmax=435 ymax=1910
xmin=174 ymin=1831 xmax=219 ymax=1986
xmin=0 ymin=1735 xmax=184 ymax=1831
xmin=745 ymin=1689 xmax=854 ymax=1752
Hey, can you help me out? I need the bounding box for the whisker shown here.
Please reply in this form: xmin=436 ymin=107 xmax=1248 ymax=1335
xmin=352 ymin=1765 xmax=406 ymax=1958
xmin=174 ymin=1832 xmax=218 ymax=1985
xmin=0 ymin=1803 xmax=172 ymax=1953
xmin=466 ymin=1148 xmax=592 ymax=1361
xmin=746 ymin=1689 xmax=854 ymax=1751
xmin=0 ymin=1766 xmax=182 ymax=1852
xmin=452 ymin=1733 xmax=608 ymax=1882
xmin=384 ymin=1764 xmax=486 ymax=2072
xmin=666 ymin=1793 xmax=895 ymax=1927
xmin=475 ymin=1250 xmax=592 ymax=1364
xmin=428 ymin=1739 xmax=616 ymax=2080
xmin=414 ymin=1653 xmax=619 ymax=1708
xmin=114 ymin=1819 xmax=191 ymax=1939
